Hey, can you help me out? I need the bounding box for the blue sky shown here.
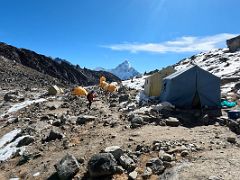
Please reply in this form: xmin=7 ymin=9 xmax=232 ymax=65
xmin=0 ymin=0 xmax=239 ymax=73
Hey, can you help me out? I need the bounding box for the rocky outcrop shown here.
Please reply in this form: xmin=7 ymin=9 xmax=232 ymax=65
xmin=54 ymin=154 xmax=80 ymax=180
xmin=227 ymin=35 xmax=240 ymax=52
xmin=87 ymin=153 xmax=119 ymax=177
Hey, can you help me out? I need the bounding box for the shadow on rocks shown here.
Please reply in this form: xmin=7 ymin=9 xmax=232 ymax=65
xmin=47 ymin=172 xmax=60 ymax=180
xmin=81 ymin=172 xmax=113 ymax=180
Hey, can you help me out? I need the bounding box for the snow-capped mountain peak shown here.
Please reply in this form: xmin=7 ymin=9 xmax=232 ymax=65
xmin=95 ymin=60 xmax=141 ymax=80
xmin=117 ymin=60 xmax=131 ymax=68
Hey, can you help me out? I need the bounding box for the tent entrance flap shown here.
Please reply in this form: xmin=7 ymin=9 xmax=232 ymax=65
xmin=192 ymin=91 xmax=201 ymax=109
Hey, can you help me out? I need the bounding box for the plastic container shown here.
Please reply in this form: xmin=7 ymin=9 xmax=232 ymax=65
xmin=228 ymin=110 xmax=240 ymax=120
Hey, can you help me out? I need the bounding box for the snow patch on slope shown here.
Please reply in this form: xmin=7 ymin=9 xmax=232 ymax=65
xmin=0 ymin=129 xmax=29 ymax=162
xmin=0 ymin=129 xmax=21 ymax=148
xmin=7 ymin=98 xmax=46 ymax=114
xmin=0 ymin=98 xmax=46 ymax=118
xmin=122 ymin=75 xmax=148 ymax=90
xmin=175 ymin=48 xmax=240 ymax=78
xmin=0 ymin=135 xmax=27 ymax=161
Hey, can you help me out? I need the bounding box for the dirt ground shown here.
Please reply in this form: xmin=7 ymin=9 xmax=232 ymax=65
xmin=0 ymin=89 xmax=240 ymax=180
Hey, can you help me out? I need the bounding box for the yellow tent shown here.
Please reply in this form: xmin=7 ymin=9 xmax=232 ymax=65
xmin=48 ymin=85 xmax=63 ymax=95
xmin=72 ymin=86 xmax=88 ymax=96
xmin=100 ymin=76 xmax=106 ymax=83
xmin=144 ymin=67 xmax=175 ymax=97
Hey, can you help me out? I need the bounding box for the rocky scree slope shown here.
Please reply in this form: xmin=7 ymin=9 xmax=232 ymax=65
xmin=0 ymin=56 xmax=64 ymax=89
xmin=0 ymin=42 xmax=120 ymax=85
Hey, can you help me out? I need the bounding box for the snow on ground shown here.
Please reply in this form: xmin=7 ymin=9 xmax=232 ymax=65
xmin=0 ymin=135 xmax=28 ymax=161
xmin=0 ymin=129 xmax=21 ymax=148
xmin=221 ymin=83 xmax=236 ymax=94
xmin=0 ymin=98 xmax=46 ymax=118
xmin=33 ymin=172 xmax=40 ymax=177
xmin=7 ymin=98 xmax=46 ymax=114
xmin=0 ymin=129 xmax=30 ymax=162
xmin=135 ymin=91 xmax=150 ymax=103
xmin=122 ymin=75 xmax=148 ymax=90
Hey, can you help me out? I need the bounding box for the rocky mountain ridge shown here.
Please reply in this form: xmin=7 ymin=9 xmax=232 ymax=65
xmin=0 ymin=56 xmax=64 ymax=89
xmin=0 ymin=42 xmax=120 ymax=86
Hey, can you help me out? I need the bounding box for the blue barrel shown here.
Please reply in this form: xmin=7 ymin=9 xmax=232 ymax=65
xmin=228 ymin=110 xmax=240 ymax=120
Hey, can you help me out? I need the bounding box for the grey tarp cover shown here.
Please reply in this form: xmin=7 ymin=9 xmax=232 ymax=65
xmin=160 ymin=65 xmax=221 ymax=109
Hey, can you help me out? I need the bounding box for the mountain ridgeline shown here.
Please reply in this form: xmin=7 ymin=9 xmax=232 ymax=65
xmin=0 ymin=42 xmax=120 ymax=86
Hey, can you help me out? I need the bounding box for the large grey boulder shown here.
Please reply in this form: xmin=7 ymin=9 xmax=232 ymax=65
xmin=119 ymin=154 xmax=136 ymax=171
xmin=119 ymin=94 xmax=130 ymax=103
xmin=4 ymin=91 xmax=19 ymax=102
xmin=88 ymin=153 xmax=119 ymax=177
xmin=227 ymin=35 xmax=240 ymax=52
xmin=16 ymin=136 xmax=34 ymax=147
xmin=104 ymin=146 xmax=124 ymax=160
xmin=54 ymin=154 xmax=80 ymax=180
xmin=131 ymin=116 xmax=144 ymax=128
xmin=42 ymin=129 xmax=64 ymax=143
xmin=166 ymin=117 xmax=180 ymax=127
xmin=227 ymin=136 xmax=236 ymax=144
xmin=146 ymin=158 xmax=165 ymax=175
xmin=159 ymin=151 xmax=173 ymax=162
xmin=234 ymin=82 xmax=240 ymax=90
xmin=76 ymin=115 xmax=97 ymax=125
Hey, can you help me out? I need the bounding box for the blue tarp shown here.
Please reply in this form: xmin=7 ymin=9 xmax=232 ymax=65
xmin=221 ymin=100 xmax=237 ymax=108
